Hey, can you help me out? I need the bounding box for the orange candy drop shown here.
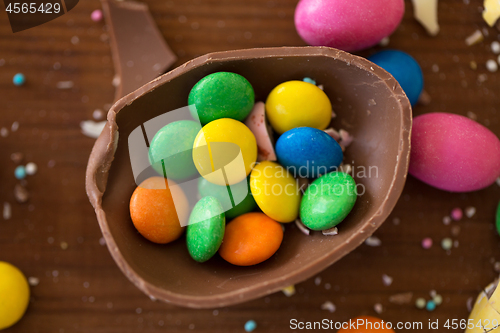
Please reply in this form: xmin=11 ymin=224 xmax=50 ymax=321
xmin=219 ymin=212 xmax=283 ymax=266
xmin=129 ymin=177 xmax=188 ymax=244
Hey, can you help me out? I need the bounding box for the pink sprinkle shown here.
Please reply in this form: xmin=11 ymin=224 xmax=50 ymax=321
xmin=451 ymin=208 xmax=463 ymax=221
xmin=422 ymin=238 xmax=433 ymax=249
xmin=91 ymin=9 xmax=103 ymax=22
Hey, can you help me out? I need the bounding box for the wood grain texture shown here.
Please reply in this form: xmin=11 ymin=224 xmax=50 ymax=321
xmin=0 ymin=0 xmax=499 ymax=332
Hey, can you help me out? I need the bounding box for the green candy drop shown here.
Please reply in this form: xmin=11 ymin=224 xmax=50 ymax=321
xmin=300 ymin=172 xmax=357 ymax=231
xmin=198 ymin=177 xmax=256 ymax=219
xmin=148 ymin=120 xmax=200 ymax=180
xmin=186 ymin=196 xmax=225 ymax=263
xmin=188 ymin=72 xmax=255 ymax=125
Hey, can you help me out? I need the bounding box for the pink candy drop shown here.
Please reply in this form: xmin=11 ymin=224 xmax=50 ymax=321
xmin=294 ymin=0 xmax=405 ymax=52
xmin=410 ymin=113 xmax=500 ymax=192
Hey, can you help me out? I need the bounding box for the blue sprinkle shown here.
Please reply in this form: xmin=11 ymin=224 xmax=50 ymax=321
xmin=13 ymin=73 xmax=25 ymax=86
xmin=302 ymin=77 xmax=316 ymax=85
xmin=15 ymin=165 xmax=26 ymax=180
xmin=244 ymin=320 xmax=257 ymax=332
xmin=426 ymin=300 xmax=436 ymax=311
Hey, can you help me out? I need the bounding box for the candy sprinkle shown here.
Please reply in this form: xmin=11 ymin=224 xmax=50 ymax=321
xmin=465 ymin=206 xmax=476 ymax=218
xmin=93 ymin=109 xmax=104 ymax=120
xmin=25 ymin=162 xmax=37 ymax=176
xmin=451 ymin=208 xmax=463 ymax=221
xmin=379 ymin=36 xmax=390 ymax=46
xmin=365 ymin=236 xmax=382 ymax=247
xmin=244 ymin=320 xmax=257 ymax=332
xmin=28 ymin=276 xmax=40 ymax=286
xmin=321 ymin=301 xmax=336 ymax=313
xmin=14 ymin=165 xmax=26 ymax=179
xmin=494 ymin=261 xmax=500 ymax=272
xmin=487 ymin=59 xmax=499 ymax=72
xmin=492 ymin=41 xmax=500 ymax=54
xmin=91 ymin=9 xmax=103 ymax=22
xmin=382 ymin=274 xmax=393 ymax=286
xmin=281 ymin=285 xmax=296 ymax=297
xmin=302 ymin=77 xmax=316 ymax=85
xmin=314 ymin=277 xmax=322 ymax=286
xmin=433 ymin=294 xmax=443 ymax=305
xmin=422 ymin=237 xmax=433 ymax=249
xmin=426 ymin=300 xmax=436 ymax=311
xmin=80 ymin=120 xmax=106 ymax=138
xmin=441 ymin=238 xmax=453 ymax=251
xmin=13 ymin=73 xmax=25 ymax=86
xmin=467 ymin=111 xmax=478 ymax=120
xmin=415 ymin=298 xmax=426 ymax=309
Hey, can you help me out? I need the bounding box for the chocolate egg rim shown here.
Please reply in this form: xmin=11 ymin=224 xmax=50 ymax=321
xmin=85 ymin=46 xmax=412 ymax=308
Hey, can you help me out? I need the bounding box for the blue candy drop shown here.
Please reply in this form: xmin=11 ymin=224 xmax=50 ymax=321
xmin=368 ymin=50 xmax=424 ymax=106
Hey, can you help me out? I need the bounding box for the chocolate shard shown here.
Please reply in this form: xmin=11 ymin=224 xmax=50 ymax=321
xmin=101 ymin=0 xmax=177 ymax=100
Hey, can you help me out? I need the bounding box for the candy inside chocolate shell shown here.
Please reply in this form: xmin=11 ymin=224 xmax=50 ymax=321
xmin=85 ymin=46 xmax=412 ymax=308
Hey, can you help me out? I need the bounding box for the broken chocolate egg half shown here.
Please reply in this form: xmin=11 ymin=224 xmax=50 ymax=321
xmin=85 ymin=47 xmax=412 ymax=308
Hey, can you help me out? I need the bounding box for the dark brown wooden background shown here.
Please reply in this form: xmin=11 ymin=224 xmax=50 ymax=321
xmin=1 ymin=0 xmax=500 ymax=332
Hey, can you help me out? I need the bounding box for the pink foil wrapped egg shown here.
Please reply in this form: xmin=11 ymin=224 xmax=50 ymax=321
xmin=294 ymin=0 xmax=405 ymax=52
xmin=409 ymin=112 xmax=500 ymax=192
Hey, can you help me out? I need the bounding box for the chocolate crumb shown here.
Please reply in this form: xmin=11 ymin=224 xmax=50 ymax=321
xmin=28 ymin=277 xmax=40 ymax=286
xmin=11 ymin=152 xmax=24 ymax=164
xmin=389 ymin=292 xmax=413 ymax=304
xmin=3 ymin=202 xmax=11 ymax=220
xmin=14 ymin=184 xmax=29 ymax=203
xmin=295 ymin=219 xmax=310 ymax=236
xmin=418 ymin=90 xmax=431 ymax=105
xmin=322 ymin=227 xmax=338 ymax=236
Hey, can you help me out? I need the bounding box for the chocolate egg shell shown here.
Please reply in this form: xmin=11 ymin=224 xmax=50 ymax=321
xmin=85 ymin=47 xmax=411 ymax=308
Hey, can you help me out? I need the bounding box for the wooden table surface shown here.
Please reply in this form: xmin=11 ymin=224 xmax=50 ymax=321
xmin=1 ymin=0 xmax=500 ymax=332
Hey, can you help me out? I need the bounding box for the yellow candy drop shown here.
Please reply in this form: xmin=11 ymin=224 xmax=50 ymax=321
xmin=0 ymin=262 xmax=30 ymax=330
xmin=250 ymin=161 xmax=301 ymax=223
xmin=193 ymin=118 xmax=257 ymax=186
xmin=265 ymin=80 xmax=332 ymax=134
